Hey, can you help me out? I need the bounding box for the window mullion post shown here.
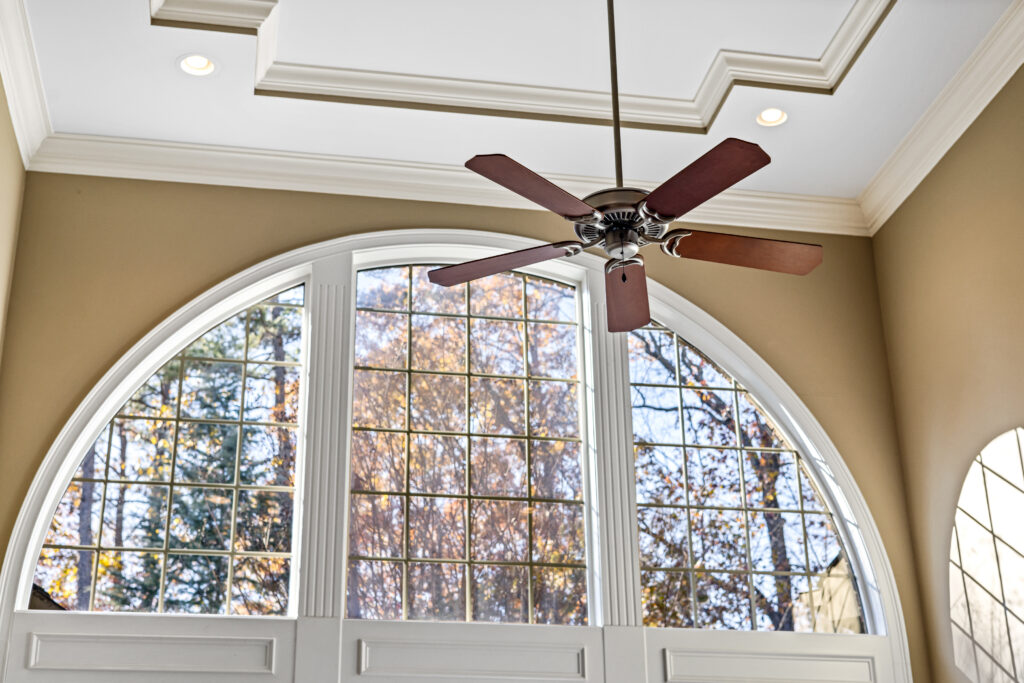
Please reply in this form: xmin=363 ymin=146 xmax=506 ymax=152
xmin=292 ymin=253 xmax=353 ymax=682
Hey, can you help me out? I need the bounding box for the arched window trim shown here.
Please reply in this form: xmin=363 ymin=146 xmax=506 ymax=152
xmin=0 ymin=228 xmax=911 ymax=683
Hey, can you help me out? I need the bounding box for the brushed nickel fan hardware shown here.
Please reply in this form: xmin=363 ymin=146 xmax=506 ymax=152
xmin=429 ymin=0 xmax=823 ymax=332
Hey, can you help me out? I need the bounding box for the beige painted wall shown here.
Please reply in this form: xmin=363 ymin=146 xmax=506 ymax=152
xmin=0 ymin=73 xmax=25 ymax=366
xmin=873 ymin=64 xmax=1024 ymax=683
xmin=0 ymin=171 xmax=928 ymax=679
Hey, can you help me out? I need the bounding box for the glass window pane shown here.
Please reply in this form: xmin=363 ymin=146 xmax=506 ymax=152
xmin=175 ymin=421 xmax=238 ymax=484
xmin=748 ymin=511 xmax=807 ymax=573
xmin=351 ymin=430 xmax=405 ymax=493
xmin=981 ymin=429 xmax=1024 ymax=490
xmin=738 ymin=393 xmax=784 ymax=449
xmin=687 ymin=448 xmax=742 ymax=508
xmin=642 ymin=570 xmax=693 ymax=628
xmin=805 ymin=514 xmax=842 ymax=574
xmin=810 ymin=565 xmax=863 ymax=634
xmin=528 ymin=323 xmax=577 ymax=380
xmin=409 ymin=497 xmax=465 ymax=560
xmin=529 ymin=381 xmax=579 ymax=438
xmin=357 ymin=267 xmax=409 ymax=311
xmin=472 ymin=565 xmax=528 ymax=623
xmin=744 ymin=451 xmax=800 ymax=510
xmin=986 ymin=471 xmax=1024 ymax=553
xmin=169 ymin=486 xmax=233 ymax=550
xmin=349 ymin=494 xmax=404 ymax=558
xmin=679 ymin=344 xmax=732 ymax=388
xmin=346 ymin=560 xmax=402 ymax=619
xmin=800 ymin=464 xmax=827 ymax=512
xmin=408 ymin=563 xmax=465 ymax=621
xmin=235 ymin=490 xmax=293 ymax=553
xmin=635 ymin=446 xmax=685 ymax=505
xmin=163 ymin=554 xmax=228 ymax=614
xmin=45 ymin=481 xmax=102 ymax=546
xmin=94 ymin=550 xmax=162 ymax=612
xmin=690 ymin=509 xmax=747 ymax=570
xmin=753 ymin=572 xmax=812 ymax=632
xmin=352 ymin=370 xmax=407 ymax=429
xmin=411 ymin=315 xmax=465 ymax=372
xmin=409 ymin=434 xmax=465 ymax=494
xmin=185 ymin=313 xmax=246 ymax=359
xmin=958 ymin=460 xmax=991 ymax=528
xmin=239 ymin=425 xmax=297 ymax=487
xmin=638 ymin=507 xmax=688 ymax=568
xmin=33 ymin=548 xmax=93 ymax=611
xmin=533 ymin=567 xmax=586 ymax=625
xmin=470 ymin=378 xmax=525 ymax=436
xmin=244 ymin=364 xmax=300 ymax=423
xmin=996 ymin=540 xmax=1024 ymax=619
xmin=180 ymin=361 xmax=243 ymax=420
xmin=470 ymin=273 xmax=523 ymax=318
xmin=267 ymin=284 xmax=304 ymax=305
xmin=532 ymin=440 xmax=582 ymax=500
xmin=629 ymin=329 xmax=676 ymax=385
xmin=631 ymin=385 xmax=680 ymax=445
xmin=412 ymin=266 xmax=465 ymax=314
xmin=101 ymin=483 xmax=168 ymax=549
xmin=76 ymin=429 xmax=110 ymax=480
xmin=526 ymin=277 xmax=575 ymax=322
xmin=120 ymin=360 xmax=180 ymax=418
xmin=232 ymin=557 xmax=289 ymax=616
xmin=471 ymin=437 xmax=526 ymax=496
xmin=470 ymin=319 xmax=524 ymax=376
xmin=963 ymin=574 xmax=1014 ymax=673
xmin=247 ymin=304 xmax=302 ymax=363
xmin=950 ymin=564 xmax=971 ymax=630
xmin=532 ymin=503 xmax=585 ymax=564
xmin=355 ymin=311 xmax=408 ymax=369
xmin=108 ymin=419 xmax=175 ymax=482
xmin=683 ymin=389 xmax=737 ymax=447
xmin=694 ymin=570 xmax=751 ymax=629
xmin=410 ymin=373 xmax=466 ymax=433
xmin=472 ymin=500 xmax=528 ymax=562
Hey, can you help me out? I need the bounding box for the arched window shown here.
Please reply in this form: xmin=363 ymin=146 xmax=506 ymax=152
xmin=630 ymin=323 xmax=862 ymax=633
xmin=949 ymin=428 xmax=1024 ymax=682
xmin=32 ymin=286 xmax=304 ymax=615
xmin=3 ymin=231 xmax=910 ymax=682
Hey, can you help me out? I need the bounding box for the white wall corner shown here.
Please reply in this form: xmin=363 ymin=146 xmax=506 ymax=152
xmin=860 ymin=0 xmax=1024 ymax=235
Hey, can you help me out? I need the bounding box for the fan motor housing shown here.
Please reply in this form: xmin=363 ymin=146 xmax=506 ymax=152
xmin=573 ymin=188 xmax=670 ymax=256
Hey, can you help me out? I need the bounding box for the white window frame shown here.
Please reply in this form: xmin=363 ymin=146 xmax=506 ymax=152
xmin=0 ymin=228 xmax=912 ymax=683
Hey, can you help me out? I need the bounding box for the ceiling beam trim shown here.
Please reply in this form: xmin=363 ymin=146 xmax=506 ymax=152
xmin=0 ymin=0 xmax=52 ymax=167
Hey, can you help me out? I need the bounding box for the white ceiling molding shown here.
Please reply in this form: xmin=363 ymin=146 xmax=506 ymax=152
xmin=150 ymin=0 xmax=278 ymax=31
xmin=859 ymin=0 xmax=1024 ymax=234
xmin=159 ymin=0 xmax=892 ymax=130
xmin=28 ymin=133 xmax=870 ymax=236
xmin=0 ymin=0 xmax=51 ymax=166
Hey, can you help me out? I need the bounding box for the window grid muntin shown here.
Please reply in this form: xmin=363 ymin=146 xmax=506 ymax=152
xmin=38 ymin=292 xmax=304 ymax=615
xmin=949 ymin=433 xmax=1024 ymax=683
xmin=631 ymin=322 xmax=863 ymax=632
xmin=348 ymin=266 xmax=586 ymax=625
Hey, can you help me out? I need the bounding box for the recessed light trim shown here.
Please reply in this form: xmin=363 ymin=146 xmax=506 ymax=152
xmin=756 ymin=107 xmax=788 ymax=127
xmin=180 ymin=54 xmax=215 ymax=77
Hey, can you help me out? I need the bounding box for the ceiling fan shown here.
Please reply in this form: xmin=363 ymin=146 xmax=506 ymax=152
xmin=428 ymin=1 xmax=823 ymax=333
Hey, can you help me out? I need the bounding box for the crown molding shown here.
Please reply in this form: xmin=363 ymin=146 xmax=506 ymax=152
xmin=859 ymin=0 xmax=1024 ymax=235
xmin=156 ymin=0 xmax=892 ymax=130
xmin=0 ymin=0 xmax=52 ymax=166
xmin=29 ymin=133 xmax=870 ymax=236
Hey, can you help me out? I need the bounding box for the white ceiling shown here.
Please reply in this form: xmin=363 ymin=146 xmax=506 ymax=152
xmin=5 ymin=0 xmax=1021 ymax=234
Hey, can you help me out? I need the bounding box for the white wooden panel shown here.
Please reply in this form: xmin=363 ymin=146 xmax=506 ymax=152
xmin=342 ymin=620 xmax=603 ymax=682
xmin=5 ymin=611 xmax=296 ymax=682
xmin=663 ymin=650 xmax=874 ymax=683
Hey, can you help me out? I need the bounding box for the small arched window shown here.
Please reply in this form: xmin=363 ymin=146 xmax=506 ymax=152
xmin=32 ymin=286 xmax=305 ymax=615
xmin=630 ymin=322 xmax=863 ymax=633
xmin=949 ymin=428 xmax=1024 ymax=682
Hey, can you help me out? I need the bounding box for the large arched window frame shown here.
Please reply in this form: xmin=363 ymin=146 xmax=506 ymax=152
xmin=0 ymin=229 xmax=910 ymax=683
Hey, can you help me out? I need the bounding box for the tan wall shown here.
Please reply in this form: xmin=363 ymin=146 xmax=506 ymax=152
xmin=0 ymin=171 xmax=927 ymax=679
xmin=0 ymin=73 xmax=25 ymax=366
xmin=873 ymin=64 xmax=1024 ymax=683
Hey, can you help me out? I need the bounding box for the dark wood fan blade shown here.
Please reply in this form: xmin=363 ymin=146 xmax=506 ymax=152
xmin=466 ymin=155 xmax=596 ymax=219
xmin=643 ymin=138 xmax=771 ymax=220
xmin=667 ymin=229 xmax=822 ymax=275
xmin=428 ymin=241 xmax=583 ymax=287
xmin=605 ymin=261 xmax=651 ymax=332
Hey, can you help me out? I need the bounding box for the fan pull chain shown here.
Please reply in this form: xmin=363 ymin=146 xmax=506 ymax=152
xmin=607 ymin=0 xmax=624 ymax=188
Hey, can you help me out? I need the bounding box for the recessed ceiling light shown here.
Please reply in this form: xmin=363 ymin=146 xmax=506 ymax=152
xmin=756 ymin=107 xmax=787 ymax=127
xmin=180 ymin=54 xmax=215 ymax=76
